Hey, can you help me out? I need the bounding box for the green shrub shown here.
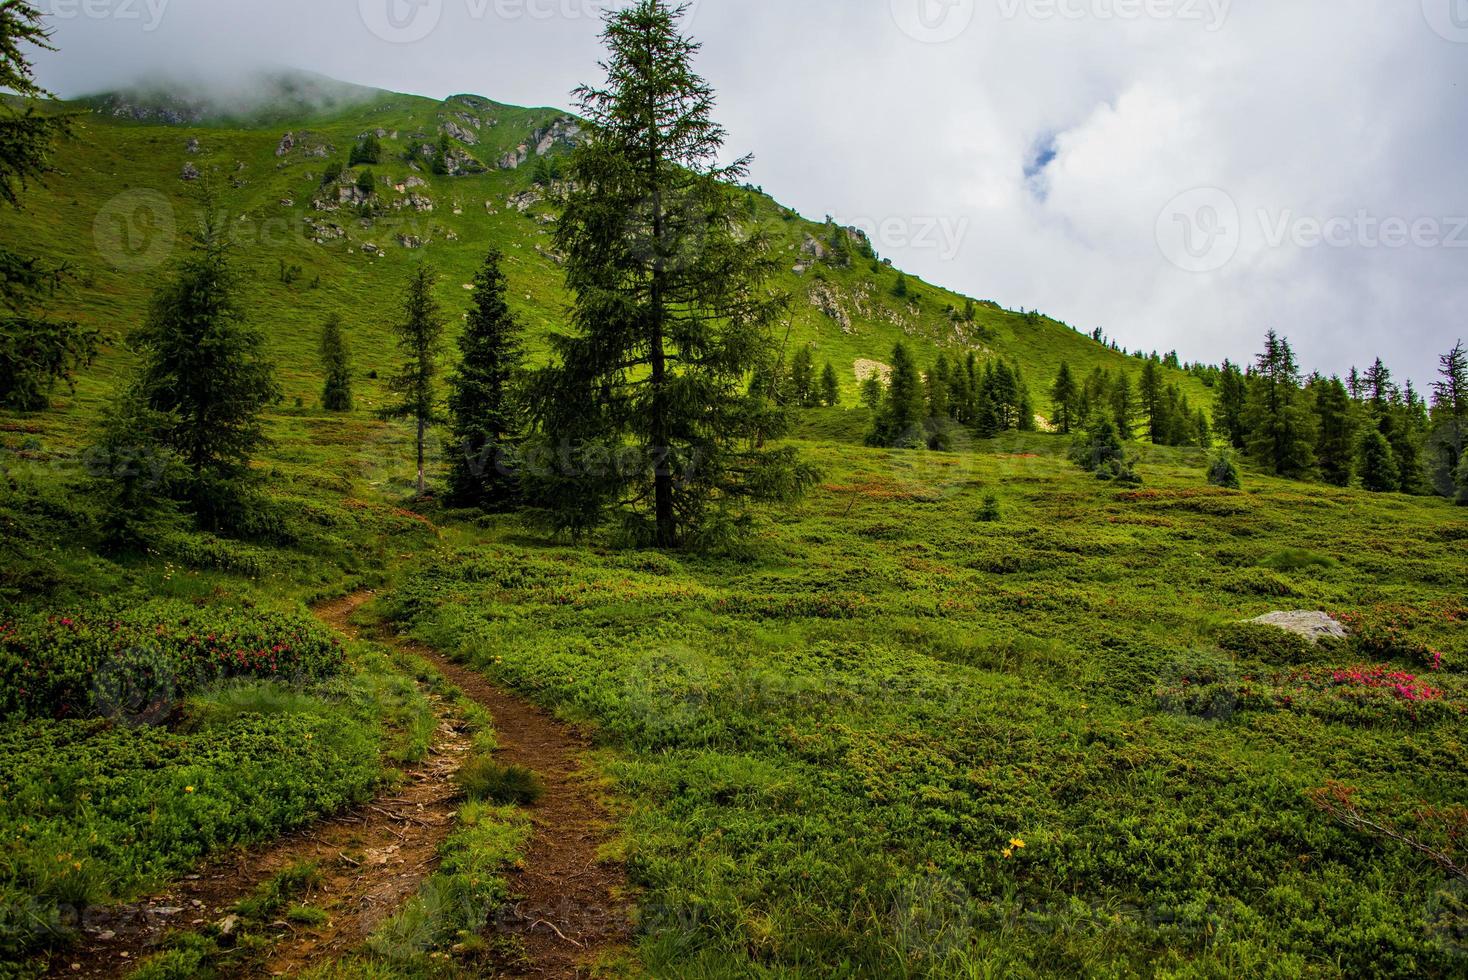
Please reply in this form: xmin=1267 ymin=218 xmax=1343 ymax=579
xmin=1220 ymin=569 xmax=1298 ymax=598
xmin=454 ymin=757 xmax=544 ymax=806
xmin=1207 ymin=449 xmax=1242 ymax=490
xmin=0 ymin=601 xmax=345 ymax=721
xmin=1259 ymin=548 xmax=1336 ymax=573
xmin=976 ymin=494 xmax=1001 ymax=523
xmin=1217 ymin=623 xmax=1320 ymax=665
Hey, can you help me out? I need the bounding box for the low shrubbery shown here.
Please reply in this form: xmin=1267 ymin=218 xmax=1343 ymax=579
xmin=0 ymin=601 xmax=345 ymax=721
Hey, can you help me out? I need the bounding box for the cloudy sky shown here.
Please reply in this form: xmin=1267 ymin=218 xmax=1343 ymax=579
xmin=30 ymin=0 xmax=1468 ymax=386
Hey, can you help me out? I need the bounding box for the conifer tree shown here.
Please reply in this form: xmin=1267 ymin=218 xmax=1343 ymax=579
xmin=350 ymin=132 xmax=382 ymax=166
xmin=382 ymin=265 xmax=446 ymax=498
xmin=869 ymin=342 xmax=926 ymax=448
xmin=789 ymin=344 xmax=816 ymax=407
xmin=1013 ymin=363 xmax=1035 ymax=431
xmin=130 ymin=209 xmax=281 ymax=525
xmin=1359 ymin=429 xmax=1399 ymax=493
xmin=530 ymin=0 xmax=814 ymax=546
xmin=820 ymin=361 xmax=840 ymax=407
xmin=85 ymin=386 xmax=185 ymax=553
xmin=1206 ymin=449 xmax=1241 ymax=490
xmin=1139 ymin=359 xmax=1167 ymax=443
xmin=1050 ymin=362 xmax=1078 ymax=434
xmin=1394 ymin=382 xmax=1429 ymax=494
xmin=1456 ymin=452 xmax=1468 ymax=505
xmin=1214 ymin=360 xmax=1248 ymax=449
xmin=859 ymin=372 xmax=884 ymax=411
xmin=446 ymin=249 xmax=524 ymax=509
xmin=927 ymin=355 xmax=951 ymax=421
xmin=1111 ymin=371 xmax=1138 ymax=440
xmin=1243 ymin=331 xmax=1316 ymax=479
xmin=1430 ymin=340 xmax=1467 ymax=496
xmin=1312 ymin=375 xmax=1356 ymax=487
xmin=0 ymin=3 xmax=96 ymax=410
xmin=320 ymin=314 xmax=352 ymax=411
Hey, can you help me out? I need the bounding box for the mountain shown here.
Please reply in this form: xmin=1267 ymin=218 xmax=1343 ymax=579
xmin=2 ymin=71 xmax=1213 ymax=426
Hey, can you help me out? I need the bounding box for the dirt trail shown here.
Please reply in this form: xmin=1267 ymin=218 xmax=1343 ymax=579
xmin=52 ymin=591 xmax=630 ymax=979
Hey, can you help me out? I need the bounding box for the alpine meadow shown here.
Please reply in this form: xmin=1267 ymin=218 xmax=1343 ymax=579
xmin=0 ymin=1 xmax=1465 ymax=978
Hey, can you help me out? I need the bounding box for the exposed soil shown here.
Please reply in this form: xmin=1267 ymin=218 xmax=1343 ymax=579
xmin=50 ymin=591 xmax=631 ymax=979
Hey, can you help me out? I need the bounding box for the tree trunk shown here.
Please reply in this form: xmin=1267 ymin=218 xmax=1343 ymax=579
xmin=649 ymin=144 xmax=674 ymax=548
xmin=417 ymin=416 xmax=426 ymax=497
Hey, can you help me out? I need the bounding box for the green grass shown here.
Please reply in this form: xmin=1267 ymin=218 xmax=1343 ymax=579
xmin=382 ymin=437 xmax=1467 ymax=978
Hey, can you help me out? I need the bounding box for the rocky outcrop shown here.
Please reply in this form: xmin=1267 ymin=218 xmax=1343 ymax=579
xmin=397 ymin=234 xmax=425 ymax=249
xmin=185 ymin=138 xmax=199 ymax=154
xmin=793 ymin=234 xmax=827 ymax=273
xmin=534 ymin=116 xmax=581 ymax=155
xmin=499 ymin=116 xmax=581 ymax=169
xmin=306 ymin=220 xmax=345 ymax=244
xmin=808 ymin=281 xmax=853 ymax=334
xmin=498 ymin=145 xmax=530 ymax=170
xmin=180 ymin=162 xmax=200 ymax=182
xmin=1246 ymin=612 xmax=1350 ymax=643
xmin=393 ymin=193 xmax=434 ymax=213
xmin=507 ymin=190 xmax=543 ymax=213
xmin=277 ymin=131 xmax=332 ymax=158
xmin=442 ymin=149 xmax=486 ymax=176
xmin=441 ymin=120 xmax=479 ymax=145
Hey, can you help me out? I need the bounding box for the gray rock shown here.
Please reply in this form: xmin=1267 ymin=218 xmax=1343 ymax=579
xmin=276 ymin=132 xmax=295 ymax=156
xmin=180 ymin=162 xmax=200 ymax=182
xmin=441 ymin=120 xmax=479 ymax=145
xmin=1246 ymin=611 xmax=1349 ymax=643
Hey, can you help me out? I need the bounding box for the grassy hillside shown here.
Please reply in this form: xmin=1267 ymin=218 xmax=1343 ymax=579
xmin=0 ymin=77 xmax=1211 ymax=440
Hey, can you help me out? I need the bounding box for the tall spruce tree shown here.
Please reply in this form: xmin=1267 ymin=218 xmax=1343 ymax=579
xmin=1214 ymin=360 xmax=1249 ymax=449
xmin=130 ymin=211 xmax=281 ymax=525
xmin=1050 ymin=362 xmax=1078 ymax=434
xmin=446 ymin=248 xmax=524 ymax=509
xmin=789 ymin=344 xmax=816 ymax=407
xmin=1359 ymin=429 xmax=1400 ymax=493
xmin=1112 ymin=371 xmax=1138 ymax=440
xmin=320 ymin=314 xmax=352 ymax=411
xmin=382 ymin=265 xmax=446 ymax=498
xmin=0 ymin=3 xmax=96 ymax=410
xmin=859 ymin=372 xmax=884 ymax=411
xmin=1430 ymin=340 xmax=1467 ymax=497
xmin=1312 ymin=375 xmax=1356 ymax=487
xmin=1139 ymin=359 xmax=1167 ymax=443
xmin=927 ymin=355 xmax=951 ymax=421
xmin=820 ymin=361 xmax=840 ymax=407
xmin=531 ymin=0 xmax=813 ymax=547
xmin=1243 ymin=330 xmax=1316 ymax=478
xmin=869 ymin=342 xmax=926 ymax=447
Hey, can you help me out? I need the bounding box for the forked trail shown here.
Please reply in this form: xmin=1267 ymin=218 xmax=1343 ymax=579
xmin=53 ymin=590 xmax=630 ymax=979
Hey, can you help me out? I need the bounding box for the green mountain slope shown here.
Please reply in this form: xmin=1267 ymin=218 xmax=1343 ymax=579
xmin=2 ymin=73 xmax=1212 ymax=431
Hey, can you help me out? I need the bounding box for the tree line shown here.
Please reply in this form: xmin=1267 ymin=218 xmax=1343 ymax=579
xmin=1208 ymin=330 xmax=1466 ymax=501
